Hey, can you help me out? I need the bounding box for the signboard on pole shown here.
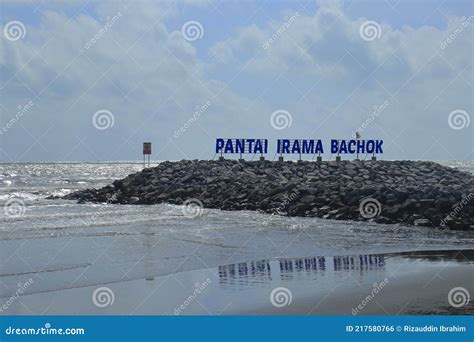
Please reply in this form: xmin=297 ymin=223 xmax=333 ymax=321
xmin=143 ymin=142 xmax=152 ymax=155
xmin=143 ymin=142 xmax=152 ymax=168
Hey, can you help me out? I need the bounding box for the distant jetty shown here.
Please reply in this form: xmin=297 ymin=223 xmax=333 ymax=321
xmin=61 ymin=160 xmax=474 ymax=230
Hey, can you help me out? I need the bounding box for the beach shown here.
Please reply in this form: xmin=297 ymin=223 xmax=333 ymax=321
xmin=63 ymin=160 xmax=474 ymax=229
xmin=2 ymin=250 xmax=473 ymax=315
xmin=1 ymin=2 xmax=472 ymax=340
xmin=1 ymin=162 xmax=473 ymax=316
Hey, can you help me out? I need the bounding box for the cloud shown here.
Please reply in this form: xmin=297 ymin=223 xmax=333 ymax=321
xmin=208 ymin=4 xmax=473 ymax=159
xmin=0 ymin=1 xmax=472 ymax=161
xmin=0 ymin=1 xmax=267 ymax=161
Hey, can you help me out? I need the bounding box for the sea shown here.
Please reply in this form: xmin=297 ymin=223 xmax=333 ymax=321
xmin=0 ymin=160 xmax=473 ymax=302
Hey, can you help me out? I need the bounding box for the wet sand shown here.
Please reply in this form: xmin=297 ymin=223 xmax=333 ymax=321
xmin=1 ymin=249 xmax=472 ymax=315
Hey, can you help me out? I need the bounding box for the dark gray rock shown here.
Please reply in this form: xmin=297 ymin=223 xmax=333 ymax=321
xmin=61 ymin=160 xmax=474 ymax=231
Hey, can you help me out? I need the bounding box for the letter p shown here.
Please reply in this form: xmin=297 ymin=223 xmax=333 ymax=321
xmin=216 ymin=138 xmax=224 ymax=153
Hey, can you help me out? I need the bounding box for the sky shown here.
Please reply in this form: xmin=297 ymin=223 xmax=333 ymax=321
xmin=0 ymin=0 xmax=472 ymax=162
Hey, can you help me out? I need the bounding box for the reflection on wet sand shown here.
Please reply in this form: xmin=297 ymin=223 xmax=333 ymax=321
xmin=279 ymin=256 xmax=326 ymax=281
xmin=333 ymin=254 xmax=385 ymax=271
xmin=218 ymin=254 xmax=385 ymax=288
xmin=218 ymin=260 xmax=273 ymax=288
xmin=1 ymin=250 xmax=471 ymax=315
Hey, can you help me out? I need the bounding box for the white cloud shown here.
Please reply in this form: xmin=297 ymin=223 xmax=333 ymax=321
xmin=207 ymin=5 xmax=473 ymax=159
xmin=0 ymin=1 xmax=472 ymax=161
xmin=0 ymin=1 xmax=268 ymax=161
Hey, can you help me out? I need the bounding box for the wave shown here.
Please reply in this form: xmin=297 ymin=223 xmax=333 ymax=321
xmin=0 ymin=189 xmax=72 ymax=202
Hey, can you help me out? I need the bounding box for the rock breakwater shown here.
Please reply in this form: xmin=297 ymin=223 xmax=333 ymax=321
xmin=62 ymin=160 xmax=474 ymax=230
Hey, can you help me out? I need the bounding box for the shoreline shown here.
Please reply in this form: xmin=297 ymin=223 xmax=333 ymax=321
xmin=61 ymin=160 xmax=474 ymax=230
xmin=2 ymin=249 xmax=472 ymax=316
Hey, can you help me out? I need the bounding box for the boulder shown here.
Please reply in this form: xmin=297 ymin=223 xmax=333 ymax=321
xmin=60 ymin=160 xmax=474 ymax=231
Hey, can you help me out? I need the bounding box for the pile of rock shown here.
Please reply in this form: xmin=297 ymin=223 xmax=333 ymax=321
xmin=61 ymin=160 xmax=474 ymax=230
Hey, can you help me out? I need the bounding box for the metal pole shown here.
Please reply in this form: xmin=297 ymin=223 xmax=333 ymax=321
xmin=356 ymin=139 xmax=359 ymax=161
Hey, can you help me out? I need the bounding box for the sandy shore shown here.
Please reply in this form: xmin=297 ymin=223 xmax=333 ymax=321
xmin=251 ymin=251 xmax=474 ymax=315
xmin=1 ymin=249 xmax=472 ymax=315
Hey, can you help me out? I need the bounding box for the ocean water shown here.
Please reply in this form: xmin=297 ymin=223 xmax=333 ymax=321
xmin=0 ymin=160 xmax=473 ymax=298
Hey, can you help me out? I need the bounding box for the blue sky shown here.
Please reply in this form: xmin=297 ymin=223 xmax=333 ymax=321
xmin=0 ymin=0 xmax=472 ymax=161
